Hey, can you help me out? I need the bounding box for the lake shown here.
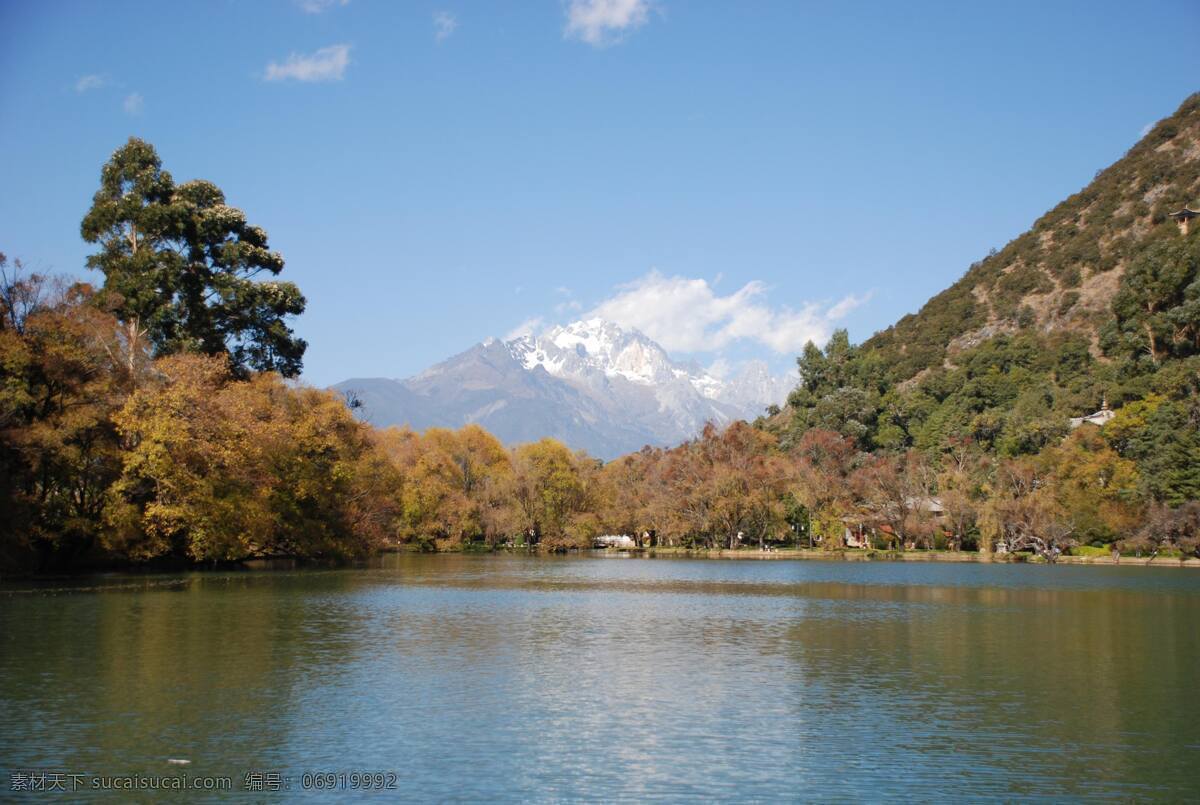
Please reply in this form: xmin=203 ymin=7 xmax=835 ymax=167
xmin=2 ymin=554 xmax=1198 ymax=800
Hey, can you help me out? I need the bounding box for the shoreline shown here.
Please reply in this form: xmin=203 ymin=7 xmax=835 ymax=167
xmin=7 ymin=546 xmax=1196 ymax=581
xmin=610 ymin=546 xmax=1200 ymax=568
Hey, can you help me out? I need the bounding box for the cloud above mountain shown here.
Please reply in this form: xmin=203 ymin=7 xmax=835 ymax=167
xmin=564 ymin=0 xmax=651 ymax=46
xmin=74 ymin=74 xmax=107 ymax=93
xmin=504 ymin=316 xmax=545 ymax=341
xmin=588 ymin=270 xmax=867 ymax=355
xmin=265 ymin=44 xmax=351 ymax=83
xmin=295 ymin=0 xmax=349 ymax=14
xmin=433 ymin=11 xmax=458 ymax=42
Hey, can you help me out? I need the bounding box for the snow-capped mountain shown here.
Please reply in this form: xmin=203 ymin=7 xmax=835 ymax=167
xmin=334 ymin=318 xmax=793 ymax=459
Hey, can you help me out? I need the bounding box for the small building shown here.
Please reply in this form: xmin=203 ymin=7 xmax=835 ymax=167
xmin=906 ymin=496 xmax=946 ymax=516
xmin=1069 ymin=398 xmax=1114 ymax=429
xmin=842 ymin=498 xmax=946 ymax=549
xmin=1168 ymin=206 xmax=1199 ymax=236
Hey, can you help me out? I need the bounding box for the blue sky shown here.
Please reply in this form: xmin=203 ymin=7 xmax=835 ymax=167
xmin=1 ymin=1 xmax=1197 ymax=386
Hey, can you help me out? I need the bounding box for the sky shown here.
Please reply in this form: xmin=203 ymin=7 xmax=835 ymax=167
xmin=1 ymin=0 xmax=1198 ymax=387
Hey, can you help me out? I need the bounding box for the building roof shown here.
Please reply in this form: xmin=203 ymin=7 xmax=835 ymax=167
xmin=1069 ymin=402 xmax=1115 ymax=429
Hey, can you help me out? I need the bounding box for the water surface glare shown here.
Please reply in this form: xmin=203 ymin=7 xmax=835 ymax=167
xmin=2 ymin=554 xmax=1198 ymax=800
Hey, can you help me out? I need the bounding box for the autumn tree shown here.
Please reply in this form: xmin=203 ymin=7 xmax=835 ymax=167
xmin=445 ymin=425 xmax=515 ymax=545
xmin=105 ymin=355 xmax=394 ymax=562
xmin=1118 ymin=501 xmax=1200 ymax=560
xmin=645 ymin=422 xmax=791 ymax=549
xmin=983 ymin=458 xmax=1076 ymax=562
xmin=394 ymin=426 xmax=514 ymax=549
xmin=1041 ymin=427 xmax=1143 ymax=545
xmin=597 ymin=446 xmax=667 ymax=544
xmin=0 ymin=264 xmax=138 ymax=571
xmin=788 ymin=428 xmax=859 ymax=548
xmin=508 ymin=438 xmax=592 ymax=548
xmin=267 ymin=382 xmax=400 ymax=557
xmin=937 ymin=438 xmax=990 ymax=550
xmin=398 ymin=431 xmax=471 ymax=548
xmin=702 ymin=422 xmax=788 ymax=548
xmin=852 ymin=450 xmax=939 ymax=550
xmin=81 ymin=138 xmax=307 ymax=377
xmin=656 ymin=437 xmax=716 ymax=546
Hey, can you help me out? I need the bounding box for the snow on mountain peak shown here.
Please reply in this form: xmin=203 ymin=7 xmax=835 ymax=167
xmin=344 ymin=317 xmax=794 ymax=460
xmin=507 ymin=318 xmax=666 ymax=385
xmin=501 ymin=317 xmax=791 ymax=414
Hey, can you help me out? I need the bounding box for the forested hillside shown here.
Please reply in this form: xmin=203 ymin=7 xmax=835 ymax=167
xmin=775 ymin=93 xmax=1200 ymax=507
xmin=865 ymin=92 xmax=1200 ymax=380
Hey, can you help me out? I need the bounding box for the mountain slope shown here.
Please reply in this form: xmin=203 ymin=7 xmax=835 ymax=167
xmin=773 ymin=92 xmax=1200 ymax=472
xmin=860 ymin=92 xmax=1200 ymax=385
xmin=336 ymin=319 xmax=791 ymax=459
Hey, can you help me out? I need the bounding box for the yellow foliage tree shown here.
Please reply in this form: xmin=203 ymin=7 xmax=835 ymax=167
xmin=105 ymin=354 xmax=397 ymax=562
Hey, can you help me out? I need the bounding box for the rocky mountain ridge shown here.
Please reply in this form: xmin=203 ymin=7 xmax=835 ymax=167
xmin=336 ymin=318 xmax=792 ymax=459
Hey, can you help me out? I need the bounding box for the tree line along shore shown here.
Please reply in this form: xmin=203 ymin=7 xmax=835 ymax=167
xmin=2 ymin=137 xmax=1198 ymax=575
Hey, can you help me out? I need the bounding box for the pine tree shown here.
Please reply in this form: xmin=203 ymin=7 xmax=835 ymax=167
xmin=81 ymin=138 xmax=307 ymax=377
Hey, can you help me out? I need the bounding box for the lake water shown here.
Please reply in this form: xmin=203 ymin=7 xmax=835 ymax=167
xmin=2 ymin=554 xmax=1199 ymax=801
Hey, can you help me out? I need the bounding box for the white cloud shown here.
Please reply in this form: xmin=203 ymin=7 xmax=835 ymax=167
xmin=123 ymin=93 xmax=144 ymax=115
xmin=75 ymin=74 xmax=107 ymax=93
xmin=564 ymin=0 xmax=651 ymax=46
xmin=825 ymin=291 xmax=872 ymax=320
xmin=552 ymin=286 xmax=581 ymax=313
xmin=588 ymin=270 xmax=863 ymax=355
xmin=264 ymin=44 xmax=351 ymax=83
xmin=296 ymin=0 xmax=349 ymax=13
xmin=1140 ymin=121 xmax=1155 ymax=138
xmin=433 ymin=11 xmax=458 ymax=42
xmin=504 ymin=316 xmax=545 ymax=341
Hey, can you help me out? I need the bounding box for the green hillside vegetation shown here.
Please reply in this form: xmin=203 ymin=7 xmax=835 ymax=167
xmin=861 ymin=93 xmax=1200 ymax=382
xmin=776 ymin=93 xmax=1200 ymax=510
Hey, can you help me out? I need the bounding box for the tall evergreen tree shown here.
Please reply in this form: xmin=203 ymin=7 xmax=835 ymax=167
xmin=81 ymin=137 xmax=307 ymax=377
